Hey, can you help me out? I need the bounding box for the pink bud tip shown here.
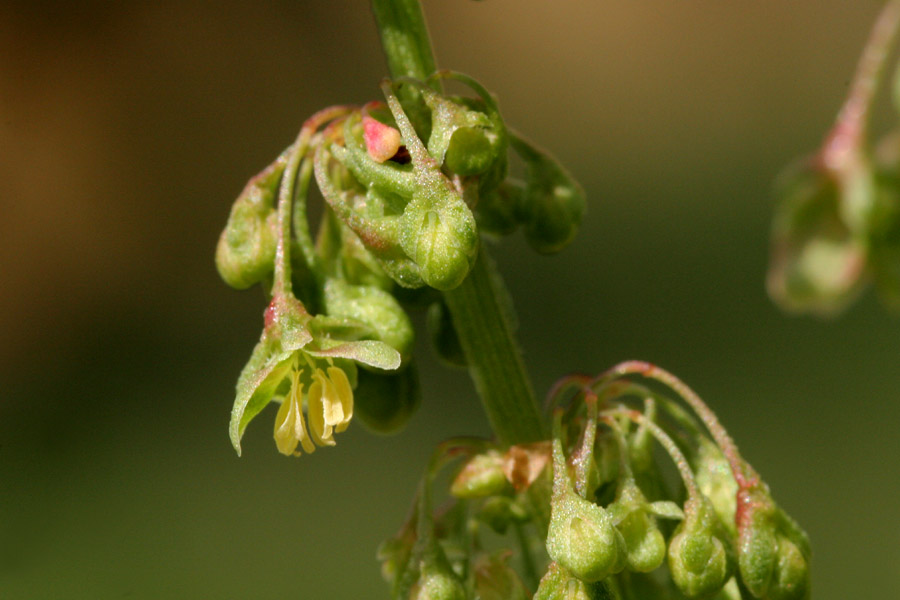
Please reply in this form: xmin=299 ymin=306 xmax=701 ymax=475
xmin=363 ymin=115 xmax=402 ymax=163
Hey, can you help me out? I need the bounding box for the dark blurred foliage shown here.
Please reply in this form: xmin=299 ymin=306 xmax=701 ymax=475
xmin=1 ymin=1 xmax=898 ymax=598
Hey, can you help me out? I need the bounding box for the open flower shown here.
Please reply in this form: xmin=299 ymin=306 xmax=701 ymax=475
xmin=273 ymin=360 xmax=356 ymax=456
xmin=229 ymin=293 xmax=401 ymax=456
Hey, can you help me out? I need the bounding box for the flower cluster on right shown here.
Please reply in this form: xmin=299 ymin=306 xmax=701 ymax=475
xmin=381 ymin=362 xmax=810 ymax=600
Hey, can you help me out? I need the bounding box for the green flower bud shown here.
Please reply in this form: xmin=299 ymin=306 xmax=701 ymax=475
xmin=409 ymin=559 xmax=467 ymax=600
xmin=450 ymin=449 xmax=511 ymax=498
xmin=427 ymin=300 xmax=467 ymax=367
xmin=607 ymin=479 xmax=667 ymax=573
xmin=352 ymin=361 xmax=420 ymax=434
xmin=693 ymin=436 xmax=738 ymax=537
xmin=736 ymin=486 xmax=810 ymax=600
xmin=767 ymin=159 xmax=869 ymax=315
xmin=510 ymin=134 xmax=586 ymax=254
xmin=547 ymin=437 xmax=627 ymax=583
xmin=399 ymin=184 xmax=479 ymax=291
xmin=534 ymin=562 xmax=618 ymax=600
xmin=323 ymin=278 xmax=415 ymax=364
xmin=473 ymin=552 xmax=529 ymax=600
xmin=215 ymin=154 xmax=286 ymax=289
xmin=668 ymin=496 xmax=733 ymax=598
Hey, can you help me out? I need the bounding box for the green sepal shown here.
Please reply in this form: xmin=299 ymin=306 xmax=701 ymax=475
xmin=323 ymin=277 xmax=415 ymax=364
xmin=510 ymin=132 xmax=586 ymax=254
xmin=215 ymin=151 xmax=288 ymax=289
xmin=353 ymin=362 xmax=421 ymax=434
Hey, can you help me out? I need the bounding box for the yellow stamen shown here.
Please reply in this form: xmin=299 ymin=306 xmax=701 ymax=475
xmin=307 ymin=371 xmax=336 ymax=447
xmin=273 ymin=370 xmax=316 ymax=456
xmin=328 ymin=366 xmax=354 ymax=433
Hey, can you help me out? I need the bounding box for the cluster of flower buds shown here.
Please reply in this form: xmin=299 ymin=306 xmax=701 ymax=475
xmin=379 ymin=362 xmax=810 ymax=600
xmin=768 ymin=1 xmax=900 ymax=314
xmin=216 ymin=72 xmax=585 ymax=455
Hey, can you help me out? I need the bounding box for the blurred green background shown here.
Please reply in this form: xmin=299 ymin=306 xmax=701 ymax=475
xmin=2 ymin=1 xmax=898 ymax=598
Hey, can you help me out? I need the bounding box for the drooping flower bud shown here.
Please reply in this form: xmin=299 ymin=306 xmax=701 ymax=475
xmin=546 ymin=433 xmax=626 ymax=583
xmin=767 ymin=158 xmax=869 ymax=315
xmin=215 ymin=153 xmax=285 ymax=289
xmin=409 ymin=556 xmax=467 ymax=600
xmin=606 ymin=478 xmax=667 ymax=573
xmin=667 ymin=495 xmax=733 ymax=598
xmin=450 ymin=449 xmax=511 ymax=498
xmin=510 ymin=134 xmax=586 ymax=254
xmin=533 ymin=562 xmax=617 ymax=600
xmin=736 ymin=485 xmax=810 ymax=600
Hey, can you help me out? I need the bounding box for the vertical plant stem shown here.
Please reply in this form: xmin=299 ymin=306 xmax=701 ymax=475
xmin=443 ymin=248 xmax=545 ymax=444
xmin=371 ymin=0 xmax=545 ymax=445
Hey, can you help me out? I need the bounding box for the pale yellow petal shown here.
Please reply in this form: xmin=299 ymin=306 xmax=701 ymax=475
xmin=328 ymin=366 xmax=354 ymax=433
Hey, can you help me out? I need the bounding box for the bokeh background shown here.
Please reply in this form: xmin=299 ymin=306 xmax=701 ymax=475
xmin=2 ymin=1 xmax=898 ymax=598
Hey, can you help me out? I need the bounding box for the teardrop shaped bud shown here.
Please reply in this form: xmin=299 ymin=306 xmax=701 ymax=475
xmin=533 ymin=562 xmax=618 ymax=600
xmin=216 ymin=155 xmax=286 ymax=289
xmin=668 ymin=496 xmax=733 ymax=598
xmin=607 ymin=479 xmax=666 ymax=573
xmin=352 ymin=362 xmax=420 ymax=434
xmin=510 ymin=134 xmax=586 ymax=254
xmin=400 ymin=191 xmax=479 ymax=290
xmin=767 ymin=159 xmax=868 ymax=315
xmin=547 ymin=436 xmax=627 ymax=583
xmin=736 ymin=486 xmax=810 ymax=600
xmin=409 ymin=559 xmax=467 ymax=600
xmin=451 ymin=449 xmax=511 ymax=498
